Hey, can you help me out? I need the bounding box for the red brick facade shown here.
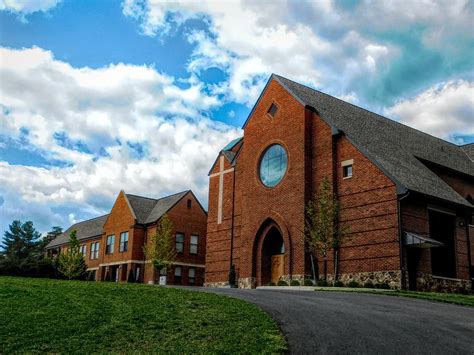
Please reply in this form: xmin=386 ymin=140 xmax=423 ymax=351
xmin=205 ymin=78 xmax=473 ymax=290
xmin=53 ymin=190 xmax=207 ymax=286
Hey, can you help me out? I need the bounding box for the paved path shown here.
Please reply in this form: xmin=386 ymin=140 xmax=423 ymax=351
xmin=201 ymin=288 xmax=474 ymax=354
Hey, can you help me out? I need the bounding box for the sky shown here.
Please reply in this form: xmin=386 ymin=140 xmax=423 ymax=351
xmin=0 ymin=0 xmax=473 ymax=240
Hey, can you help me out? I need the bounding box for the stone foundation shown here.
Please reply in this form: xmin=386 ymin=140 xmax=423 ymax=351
xmin=280 ymin=274 xmax=306 ymax=284
xmin=416 ymin=273 xmax=472 ymax=293
xmin=238 ymin=277 xmax=256 ymax=289
xmin=204 ymin=281 xmax=230 ymax=288
xmin=325 ymin=270 xmax=402 ymax=289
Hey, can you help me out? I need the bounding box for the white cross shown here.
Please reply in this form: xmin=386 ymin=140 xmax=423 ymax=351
xmin=209 ymin=156 xmax=234 ymax=224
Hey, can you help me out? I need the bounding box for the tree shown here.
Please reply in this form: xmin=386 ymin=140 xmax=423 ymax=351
xmin=1 ymin=220 xmax=42 ymax=259
xmin=41 ymin=226 xmax=63 ymax=250
xmin=57 ymin=230 xmax=87 ymax=280
xmin=143 ymin=214 xmax=177 ymax=283
xmin=305 ymin=177 xmax=349 ymax=281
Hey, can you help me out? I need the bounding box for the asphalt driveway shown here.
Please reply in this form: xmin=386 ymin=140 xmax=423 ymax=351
xmin=201 ymin=288 xmax=474 ymax=354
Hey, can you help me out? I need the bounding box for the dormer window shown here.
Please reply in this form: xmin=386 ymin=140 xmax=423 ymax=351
xmin=342 ymin=160 xmax=353 ymax=179
xmin=267 ymin=103 xmax=278 ymax=117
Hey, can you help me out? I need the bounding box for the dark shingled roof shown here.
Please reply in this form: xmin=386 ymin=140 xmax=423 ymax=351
xmin=46 ymin=214 xmax=108 ymax=248
xmin=461 ymin=143 xmax=474 ymax=162
xmin=252 ymin=74 xmax=474 ymax=207
xmin=46 ymin=190 xmax=190 ymax=248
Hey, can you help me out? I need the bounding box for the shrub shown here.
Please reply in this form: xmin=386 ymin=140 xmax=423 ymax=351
xmin=316 ymin=279 xmax=328 ymax=287
xmin=303 ymin=279 xmax=314 ymax=286
xmin=290 ymin=280 xmax=300 ymax=286
xmin=375 ymin=282 xmax=390 ymax=289
xmin=333 ymin=280 xmax=344 ymax=287
xmin=348 ymin=280 xmax=360 ymax=288
xmin=364 ymin=282 xmax=375 ymax=289
xmin=277 ymin=280 xmax=288 ymax=286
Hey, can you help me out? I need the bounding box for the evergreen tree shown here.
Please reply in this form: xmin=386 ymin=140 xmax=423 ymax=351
xmin=143 ymin=214 xmax=177 ymax=282
xmin=41 ymin=226 xmax=63 ymax=249
xmin=57 ymin=230 xmax=87 ymax=280
xmin=1 ymin=220 xmax=42 ymax=259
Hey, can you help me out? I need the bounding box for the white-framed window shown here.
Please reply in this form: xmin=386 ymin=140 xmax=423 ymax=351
xmin=79 ymin=244 xmax=87 ymax=256
xmin=176 ymin=233 xmax=184 ymax=253
xmin=90 ymin=242 xmax=100 ymax=260
xmin=342 ymin=159 xmax=353 ymax=179
xmin=188 ymin=267 xmax=196 ymax=285
xmin=106 ymin=235 xmax=115 ymax=254
xmin=190 ymin=235 xmax=198 ymax=255
xmin=174 ymin=266 xmax=182 ymax=284
xmin=119 ymin=232 xmax=129 ymax=252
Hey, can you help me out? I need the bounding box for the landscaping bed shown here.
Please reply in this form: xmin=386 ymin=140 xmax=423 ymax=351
xmin=0 ymin=277 xmax=286 ymax=353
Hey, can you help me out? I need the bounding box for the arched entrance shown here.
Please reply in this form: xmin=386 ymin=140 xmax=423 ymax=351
xmin=261 ymin=226 xmax=285 ymax=285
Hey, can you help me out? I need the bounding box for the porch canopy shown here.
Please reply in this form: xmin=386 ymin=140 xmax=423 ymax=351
xmin=403 ymin=231 xmax=444 ymax=248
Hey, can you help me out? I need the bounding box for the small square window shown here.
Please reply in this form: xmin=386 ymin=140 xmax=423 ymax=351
xmin=267 ymin=103 xmax=278 ymax=117
xmin=343 ymin=165 xmax=353 ymax=179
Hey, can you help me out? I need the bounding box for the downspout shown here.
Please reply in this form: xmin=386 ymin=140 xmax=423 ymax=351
xmin=397 ymin=190 xmax=410 ymax=290
xmin=331 ymin=132 xmax=339 ymax=281
xmin=465 ymin=212 xmax=473 ymax=290
xmin=229 ymin=167 xmax=236 ymax=276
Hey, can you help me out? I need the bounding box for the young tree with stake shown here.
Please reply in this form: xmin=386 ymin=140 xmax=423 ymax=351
xmin=143 ymin=214 xmax=177 ymax=284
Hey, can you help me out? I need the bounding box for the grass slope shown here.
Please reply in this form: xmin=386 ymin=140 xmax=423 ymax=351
xmin=0 ymin=277 xmax=286 ymax=353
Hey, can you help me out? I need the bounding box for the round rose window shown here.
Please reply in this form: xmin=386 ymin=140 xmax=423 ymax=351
xmin=259 ymin=144 xmax=288 ymax=187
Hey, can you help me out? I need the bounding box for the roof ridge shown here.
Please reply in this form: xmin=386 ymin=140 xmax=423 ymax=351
xmin=70 ymin=213 xmax=109 ymax=226
xmin=273 ymin=74 xmax=462 ymax=148
xmin=125 ymin=193 xmax=159 ymax=201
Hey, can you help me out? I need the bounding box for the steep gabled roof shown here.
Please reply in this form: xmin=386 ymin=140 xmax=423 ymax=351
xmin=46 ymin=190 xmax=193 ymax=248
xmin=250 ymin=74 xmax=473 ymax=207
xmin=46 ymin=214 xmax=108 ymax=249
xmin=143 ymin=190 xmax=190 ymax=224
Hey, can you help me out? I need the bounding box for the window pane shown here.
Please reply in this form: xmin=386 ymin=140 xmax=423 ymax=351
xmin=176 ymin=233 xmax=184 ymax=253
xmin=259 ymin=144 xmax=288 ymax=187
xmin=174 ymin=266 xmax=182 ymax=276
xmin=188 ymin=267 xmax=195 ymax=278
xmin=190 ymin=235 xmax=198 ymax=254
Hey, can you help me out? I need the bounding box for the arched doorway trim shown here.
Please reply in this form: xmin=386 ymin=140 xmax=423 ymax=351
xmin=252 ymin=212 xmax=292 ymax=286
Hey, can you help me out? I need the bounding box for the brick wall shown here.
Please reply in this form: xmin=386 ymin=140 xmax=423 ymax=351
xmin=205 ymin=78 xmax=401 ymax=287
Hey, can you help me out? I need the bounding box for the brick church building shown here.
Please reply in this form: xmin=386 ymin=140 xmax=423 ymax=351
xmin=46 ymin=190 xmax=207 ymax=286
xmin=205 ymin=74 xmax=474 ymax=291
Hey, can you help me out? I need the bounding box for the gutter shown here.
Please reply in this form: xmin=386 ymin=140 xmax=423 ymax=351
xmin=397 ymin=190 xmax=410 ymax=290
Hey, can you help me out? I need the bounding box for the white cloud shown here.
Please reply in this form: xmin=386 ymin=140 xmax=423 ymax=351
xmin=386 ymin=80 xmax=474 ymax=142
xmin=122 ymin=0 xmax=394 ymax=106
xmin=0 ymin=0 xmax=60 ymax=14
xmin=0 ymin=46 xmax=241 ymax=231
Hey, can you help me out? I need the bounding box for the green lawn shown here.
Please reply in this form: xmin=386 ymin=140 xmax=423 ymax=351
xmin=0 ymin=277 xmax=286 ymax=353
xmin=314 ymin=287 xmax=474 ymax=307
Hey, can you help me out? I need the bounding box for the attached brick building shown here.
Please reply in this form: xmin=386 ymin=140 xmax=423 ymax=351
xmin=46 ymin=190 xmax=207 ymax=286
xmin=205 ymin=74 xmax=474 ymax=291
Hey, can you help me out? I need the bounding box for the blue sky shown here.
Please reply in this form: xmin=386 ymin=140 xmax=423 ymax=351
xmin=0 ymin=0 xmax=473 ymax=240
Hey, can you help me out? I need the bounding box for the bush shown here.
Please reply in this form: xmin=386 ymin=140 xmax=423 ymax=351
xmin=333 ymin=280 xmax=344 ymax=287
xmin=374 ymin=282 xmax=390 ymax=289
xmin=364 ymin=282 xmax=375 ymax=289
xmin=316 ymin=279 xmax=328 ymax=287
xmin=348 ymin=280 xmax=360 ymax=288
xmin=303 ymin=279 xmax=314 ymax=286
xmin=277 ymin=280 xmax=288 ymax=286
xmin=290 ymin=280 xmax=300 ymax=286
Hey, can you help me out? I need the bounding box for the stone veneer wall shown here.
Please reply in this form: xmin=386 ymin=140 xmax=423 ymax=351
xmin=416 ymin=273 xmax=472 ymax=293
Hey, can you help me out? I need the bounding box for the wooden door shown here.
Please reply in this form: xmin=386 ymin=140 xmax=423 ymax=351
xmin=271 ymin=254 xmax=284 ymax=284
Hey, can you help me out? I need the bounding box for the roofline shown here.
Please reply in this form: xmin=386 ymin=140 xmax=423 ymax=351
xmin=45 ymin=233 xmax=104 ymax=249
xmin=145 ymin=190 xmax=207 ymax=225
xmin=123 ymin=191 xmax=138 ymax=221
xmin=272 ymin=73 xmax=466 ymax=148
